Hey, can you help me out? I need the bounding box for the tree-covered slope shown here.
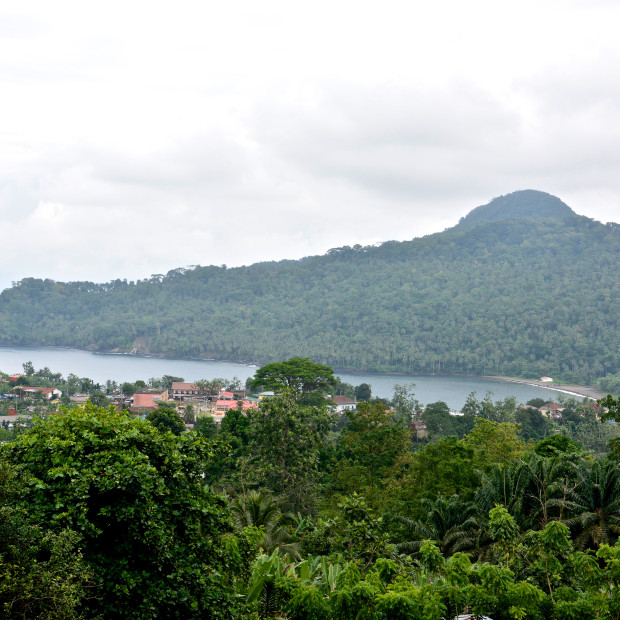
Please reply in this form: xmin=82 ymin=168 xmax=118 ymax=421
xmin=456 ymin=189 xmax=574 ymax=230
xmin=1 ymin=191 xmax=618 ymax=382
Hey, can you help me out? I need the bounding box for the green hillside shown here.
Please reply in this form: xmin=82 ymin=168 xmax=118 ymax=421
xmin=456 ymin=189 xmax=575 ymax=230
xmin=1 ymin=190 xmax=618 ymax=383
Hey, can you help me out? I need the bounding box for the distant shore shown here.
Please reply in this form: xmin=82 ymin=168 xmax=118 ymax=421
xmin=487 ymin=375 xmax=606 ymax=401
xmin=0 ymin=344 xmax=610 ymax=401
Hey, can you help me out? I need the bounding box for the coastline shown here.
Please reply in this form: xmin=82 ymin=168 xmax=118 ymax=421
xmin=0 ymin=344 xmax=608 ymax=401
xmin=0 ymin=344 xmax=260 ymax=368
xmin=485 ymin=375 xmax=606 ymax=401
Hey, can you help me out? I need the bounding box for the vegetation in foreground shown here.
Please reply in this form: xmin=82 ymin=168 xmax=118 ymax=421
xmin=2 ymin=358 xmax=620 ymax=617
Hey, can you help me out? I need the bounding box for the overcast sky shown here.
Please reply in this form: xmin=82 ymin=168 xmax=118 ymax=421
xmin=1 ymin=0 xmax=619 ymax=291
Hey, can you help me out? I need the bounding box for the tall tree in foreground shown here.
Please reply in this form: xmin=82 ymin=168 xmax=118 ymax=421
xmin=601 ymin=395 xmax=620 ymax=460
xmin=246 ymin=391 xmax=330 ymax=513
xmin=230 ymin=491 xmax=300 ymax=559
xmin=1 ymin=404 xmax=250 ymax=619
xmin=0 ymin=461 xmax=91 ymax=619
xmin=334 ymin=401 xmax=411 ymax=506
xmin=250 ymin=357 xmax=337 ymax=403
xmin=461 ymin=418 xmax=526 ymax=473
xmin=562 ymin=458 xmax=620 ymax=550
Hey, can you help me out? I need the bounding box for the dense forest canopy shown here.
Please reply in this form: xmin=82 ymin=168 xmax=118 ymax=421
xmin=456 ymin=189 xmax=575 ymax=230
xmin=1 ymin=189 xmax=618 ymax=384
xmin=2 ymin=367 xmax=620 ymax=617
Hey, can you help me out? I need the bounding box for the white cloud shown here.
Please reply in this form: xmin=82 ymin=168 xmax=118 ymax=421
xmin=28 ymin=201 xmax=68 ymax=228
xmin=1 ymin=0 xmax=620 ymax=290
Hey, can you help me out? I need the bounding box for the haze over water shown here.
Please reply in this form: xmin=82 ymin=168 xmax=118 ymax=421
xmin=0 ymin=346 xmax=572 ymax=410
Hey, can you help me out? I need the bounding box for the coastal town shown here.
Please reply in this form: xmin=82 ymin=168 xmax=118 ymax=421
xmin=0 ymin=366 xmax=607 ymax=442
xmin=0 ymin=368 xmax=362 ymax=428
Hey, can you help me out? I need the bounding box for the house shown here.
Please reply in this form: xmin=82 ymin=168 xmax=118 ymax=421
xmin=132 ymin=389 xmax=169 ymax=411
xmin=540 ymin=402 xmax=564 ymax=420
xmin=171 ymin=382 xmax=200 ymax=400
xmin=209 ymin=399 xmax=257 ymax=424
xmin=411 ymin=420 xmax=428 ymax=439
xmin=217 ymin=390 xmax=249 ymax=400
xmin=214 ymin=399 xmax=257 ymax=413
xmin=586 ymin=402 xmax=602 ymax=418
xmin=69 ymin=393 xmax=90 ymax=404
xmin=331 ymin=395 xmax=357 ymax=413
xmin=209 ymin=410 xmax=226 ymax=423
xmin=0 ymin=414 xmax=31 ymax=425
xmin=19 ymin=387 xmax=62 ymax=400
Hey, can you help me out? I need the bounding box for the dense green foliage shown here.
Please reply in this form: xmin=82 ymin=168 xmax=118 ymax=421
xmin=250 ymin=357 xmax=337 ymax=402
xmin=2 ymin=358 xmax=620 ymax=616
xmin=1 ymin=405 xmax=251 ymax=619
xmin=456 ymin=189 xmax=575 ymax=230
xmin=245 ymin=392 xmax=331 ymax=513
xmin=146 ymin=406 xmax=186 ymax=435
xmin=0 ymin=461 xmax=90 ymax=618
xmin=1 ymin=190 xmax=619 ymax=384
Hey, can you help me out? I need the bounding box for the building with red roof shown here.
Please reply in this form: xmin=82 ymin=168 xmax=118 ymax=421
xmin=19 ymin=387 xmax=62 ymax=400
xmin=331 ymin=395 xmax=357 ymax=413
xmin=171 ymin=382 xmax=199 ymax=400
xmin=132 ymin=389 xmax=169 ymax=411
xmin=214 ymin=399 xmax=257 ymax=413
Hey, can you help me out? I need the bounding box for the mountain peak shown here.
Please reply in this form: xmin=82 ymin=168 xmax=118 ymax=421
xmin=456 ymin=190 xmax=575 ymax=230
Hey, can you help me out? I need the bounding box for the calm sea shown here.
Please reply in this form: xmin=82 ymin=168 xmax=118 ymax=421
xmin=0 ymin=346 xmax=575 ymax=410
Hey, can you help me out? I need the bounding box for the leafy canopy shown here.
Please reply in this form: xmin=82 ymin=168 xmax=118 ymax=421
xmin=146 ymin=406 xmax=185 ymax=435
xmin=1 ymin=403 xmax=249 ymax=619
xmin=251 ymin=357 xmax=337 ymax=400
xmin=246 ymin=391 xmax=330 ymax=513
xmin=0 ymin=460 xmax=91 ymax=619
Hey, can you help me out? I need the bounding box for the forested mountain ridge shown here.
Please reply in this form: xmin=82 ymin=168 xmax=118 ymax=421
xmin=454 ymin=189 xmax=575 ymax=230
xmin=1 ymin=190 xmax=619 ymax=383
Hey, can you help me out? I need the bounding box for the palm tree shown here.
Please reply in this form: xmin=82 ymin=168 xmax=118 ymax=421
xmin=392 ymin=494 xmax=479 ymax=557
xmin=519 ymin=451 xmax=580 ymax=529
xmin=476 ymin=460 xmax=528 ymax=522
xmin=562 ymin=458 xmax=620 ymax=550
xmin=230 ymin=491 xmax=301 ymax=559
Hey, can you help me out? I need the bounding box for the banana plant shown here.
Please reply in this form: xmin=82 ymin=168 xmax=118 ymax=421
xmin=291 ymin=554 xmax=345 ymax=594
xmin=246 ymin=550 xmax=350 ymax=617
xmin=244 ymin=550 xmax=295 ymax=618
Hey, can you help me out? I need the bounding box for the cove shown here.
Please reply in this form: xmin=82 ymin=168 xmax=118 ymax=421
xmin=0 ymin=346 xmax=582 ymax=411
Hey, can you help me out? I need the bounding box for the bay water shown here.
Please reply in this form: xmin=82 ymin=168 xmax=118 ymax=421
xmin=0 ymin=346 xmax=577 ymax=410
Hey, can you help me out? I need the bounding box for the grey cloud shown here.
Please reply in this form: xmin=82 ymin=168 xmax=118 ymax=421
xmin=251 ymin=82 xmax=522 ymax=202
xmin=0 ymin=14 xmax=45 ymax=38
xmin=247 ymin=75 xmax=620 ymax=223
xmin=3 ymin=69 xmax=619 ymax=292
xmin=90 ymin=135 xmax=252 ymax=188
xmin=1 ymin=131 xmax=278 ymax=217
xmin=0 ymin=36 xmax=124 ymax=83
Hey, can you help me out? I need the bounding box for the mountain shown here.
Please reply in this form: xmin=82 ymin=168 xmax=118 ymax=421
xmin=455 ymin=190 xmax=576 ymax=230
xmin=0 ymin=191 xmax=618 ymax=383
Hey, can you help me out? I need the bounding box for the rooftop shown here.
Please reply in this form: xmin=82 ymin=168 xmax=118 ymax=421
xmin=333 ymin=395 xmax=356 ymax=404
xmin=172 ymin=382 xmax=197 ymax=390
